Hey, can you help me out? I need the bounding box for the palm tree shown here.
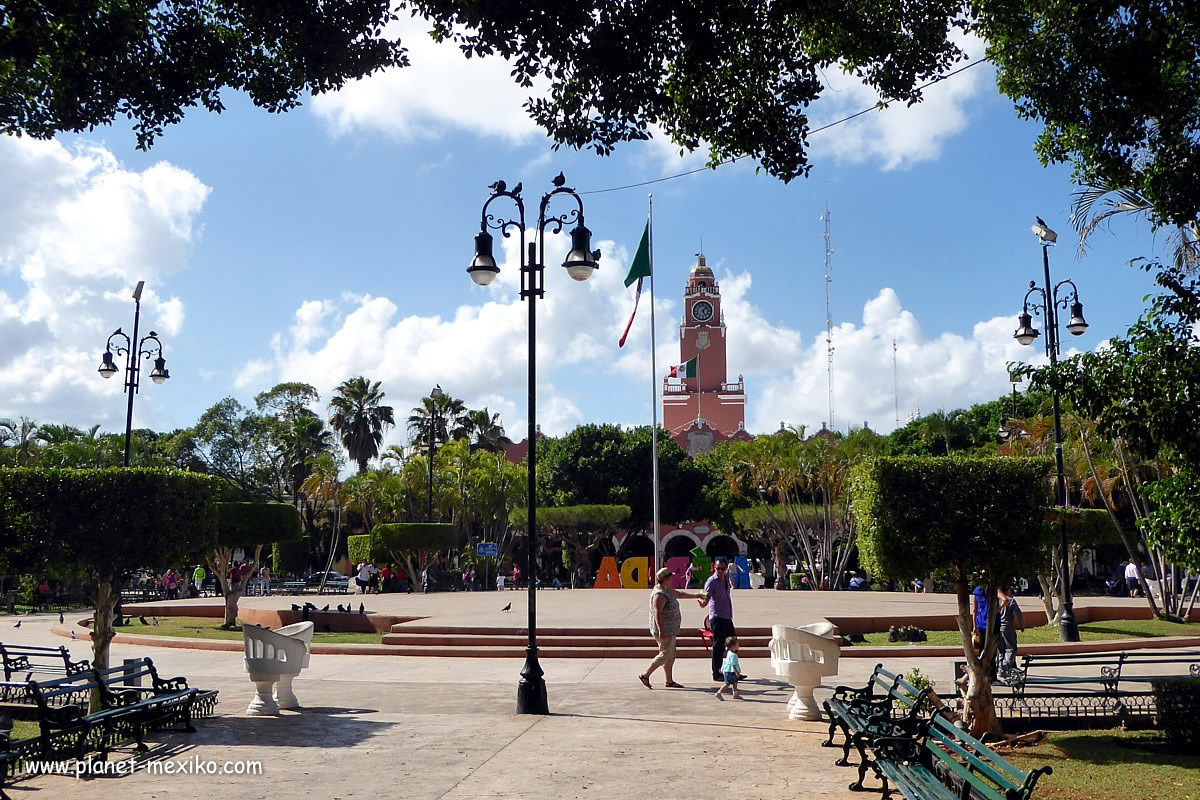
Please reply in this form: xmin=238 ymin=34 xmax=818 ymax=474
xmin=1072 ymin=180 xmax=1200 ymax=273
xmin=280 ymin=411 xmax=333 ymax=500
xmin=460 ymin=408 xmax=512 ymax=453
xmin=407 ymin=391 xmax=467 ymax=450
xmin=0 ymin=416 xmax=42 ymax=465
xmin=328 ymin=377 xmax=395 ymax=475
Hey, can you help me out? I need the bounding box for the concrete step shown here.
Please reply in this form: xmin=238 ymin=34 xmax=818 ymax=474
xmin=371 ymin=644 xmax=773 ymax=659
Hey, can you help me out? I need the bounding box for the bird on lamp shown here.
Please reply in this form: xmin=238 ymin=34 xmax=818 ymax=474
xmin=488 ymin=180 xmax=506 ymax=193
xmin=511 ymin=182 xmax=522 ymax=196
xmin=1032 ymin=217 xmax=1058 ymax=244
xmin=552 ymin=172 xmax=566 ymax=187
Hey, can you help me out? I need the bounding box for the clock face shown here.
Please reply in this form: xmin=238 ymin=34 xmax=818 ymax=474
xmin=692 ymin=300 xmax=714 ymax=322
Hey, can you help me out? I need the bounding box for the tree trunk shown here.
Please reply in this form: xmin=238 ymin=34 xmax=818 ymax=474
xmin=1037 ymin=570 xmax=1058 ymax=624
xmin=954 ymin=579 xmax=1001 ymax=737
xmin=91 ymin=578 xmax=117 ymax=714
xmin=773 ymin=545 xmax=788 ymax=590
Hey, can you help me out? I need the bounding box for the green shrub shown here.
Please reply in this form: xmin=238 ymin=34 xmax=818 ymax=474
xmin=347 ymin=533 xmax=374 ymax=566
xmin=903 ymin=667 xmax=936 ymax=713
xmin=272 ymin=536 xmax=310 ymax=576
xmin=789 ymin=573 xmax=804 ymax=590
xmin=214 ymin=502 xmax=302 ymax=549
xmin=1152 ymin=676 xmax=1200 ymax=748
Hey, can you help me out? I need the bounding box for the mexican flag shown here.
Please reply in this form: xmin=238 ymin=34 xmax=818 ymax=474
xmin=618 ymin=221 xmax=652 ymax=348
xmin=669 ymin=356 xmax=698 ymax=379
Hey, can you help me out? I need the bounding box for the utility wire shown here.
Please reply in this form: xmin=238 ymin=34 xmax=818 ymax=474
xmin=579 ymin=57 xmax=987 ymax=196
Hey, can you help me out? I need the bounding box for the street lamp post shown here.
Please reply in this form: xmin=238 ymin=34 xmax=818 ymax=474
xmin=427 ymin=385 xmax=443 ymax=521
xmin=97 ymin=281 xmax=170 ymax=466
xmin=997 ymin=370 xmax=1023 ymax=441
xmin=467 ymin=175 xmax=600 ymax=715
xmin=1013 ymin=218 xmax=1088 ymax=642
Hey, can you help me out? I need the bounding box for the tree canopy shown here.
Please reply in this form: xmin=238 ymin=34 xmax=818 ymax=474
xmin=0 ymin=0 xmax=407 ymax=149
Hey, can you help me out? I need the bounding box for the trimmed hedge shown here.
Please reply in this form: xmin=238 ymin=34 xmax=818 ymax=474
xmin=850 ymin=456 xmax=1054 ymax=582
xmin=510 ymin=504 xmax=630 ymax=531
xmin=347 ymin=533 xmax=374 ymax=565
xmin=214 ymin=502 xmax=303 ymax=549
xmin=1046 ymin=507 xmax=1123 ymax=547
xmin=1152 ymin=676 xmax=1200 ymax=748
xmin=374 ymin=523 xmax=456 ymax=555
xmin=272 ymin=536 xmax=310 ymax=575
xmin=0 ymin=467 xmax=218 ymax=576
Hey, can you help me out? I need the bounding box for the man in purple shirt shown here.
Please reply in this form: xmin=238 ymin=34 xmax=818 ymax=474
xmin=700 ymin=558 xmax=736 ymax=682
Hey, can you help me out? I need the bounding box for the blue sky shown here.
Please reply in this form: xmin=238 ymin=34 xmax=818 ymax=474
xmin=0 ymin=25 xmax=1165 ymax=453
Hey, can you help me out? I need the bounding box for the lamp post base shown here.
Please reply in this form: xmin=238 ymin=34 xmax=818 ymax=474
xmin=1058 ymin=606 xmax=1080 ymax=642
xmin=516 ymin=649 xmax=548 ymax=715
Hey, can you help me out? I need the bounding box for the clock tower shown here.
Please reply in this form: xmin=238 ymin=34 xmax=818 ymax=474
xmin=662 ymin=254 xmax=747 ymax=452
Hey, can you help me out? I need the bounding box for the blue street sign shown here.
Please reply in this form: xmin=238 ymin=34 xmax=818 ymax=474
xmin=476 ymin=542 xmax=499 ymax=557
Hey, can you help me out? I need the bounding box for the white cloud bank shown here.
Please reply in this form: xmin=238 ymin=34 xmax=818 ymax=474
xmin=0 ymin=136 xmax=208 ymax=426
xmin=313 ymin=21 xmax=990 ymax=175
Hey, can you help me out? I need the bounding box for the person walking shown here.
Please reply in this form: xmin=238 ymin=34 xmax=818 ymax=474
xmin=1124 ymin=559 xmax=1142 ymax=597
xmin=714 ymin=636 xmax=743 ymax=700
xmin=700 ymin=558 xmax=737 ymax=683
xmin=997 ymin=585 xmax=1025 ymax=678
xmin=638 ymin=567 xmax=701 ymax=689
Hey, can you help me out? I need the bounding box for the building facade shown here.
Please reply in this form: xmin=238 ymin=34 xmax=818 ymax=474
xmin=662 ymin=254 xmax=752 ymax=454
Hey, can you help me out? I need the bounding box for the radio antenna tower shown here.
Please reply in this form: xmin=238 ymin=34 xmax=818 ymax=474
xmin=822 ymin=202 xmax=835 ymax=432
xmin=893 ymin=338 xmax=900 ymax=427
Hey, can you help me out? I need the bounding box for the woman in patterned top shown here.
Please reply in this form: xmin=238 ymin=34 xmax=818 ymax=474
xmin=638 ymin=567 xmax=702 ymax=689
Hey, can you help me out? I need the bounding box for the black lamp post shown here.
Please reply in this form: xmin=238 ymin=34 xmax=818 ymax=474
xmin=427 ymin=385 xmax=443 ymax=521
xmin=97 ymin=280 xmax=170 ymax=467
xmin=1013 ymin=218 xmax=1088 ymax=642
xmin=997 ymin=370 xmax=1023 ymax=441
xmin=467 ymin=175 xmax=600 ymax=715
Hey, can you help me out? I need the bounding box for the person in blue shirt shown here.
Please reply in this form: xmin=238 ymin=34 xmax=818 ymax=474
xmin=971 ymin=585 xmax=990 ymax=650
xmin=714 ymin=636 xmax=742 ymax=700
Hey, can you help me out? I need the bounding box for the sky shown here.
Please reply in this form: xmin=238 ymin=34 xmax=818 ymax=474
xmin=0 ymin=24 xmax=1168 ymax=456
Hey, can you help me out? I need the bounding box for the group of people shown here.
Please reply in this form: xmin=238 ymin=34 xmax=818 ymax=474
xmin=354 ymin=562 xmax=414 ymax=594
xmin=638 ymin=557 xmax=744 ymax=700
xmin=971 ymin=583 xmax=1026 ymax=677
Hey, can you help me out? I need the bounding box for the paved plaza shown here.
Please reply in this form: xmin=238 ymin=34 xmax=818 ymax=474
xmin=1 ymin=591 xmax=1164 ymax=799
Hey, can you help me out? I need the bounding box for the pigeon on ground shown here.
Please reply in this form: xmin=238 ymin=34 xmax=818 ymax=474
xmin=321 ymin=604 xmax=330 ymax=612
xmin=358 ymin=602 xmax=365 ymax=615
xmin=139 ymin=616 xmax=149 ymax=625
xmin=303 ymin=602 xmax=317 ymax=611
xmin=59 ymin=612 xmax=64 ymax=624
xmin=500 ymin=602 xmax=512 ymax=612
xmin=152 ymin=617 xmax=159 ymax=627
xmin=13 ymin=621 xmax=20 ymax=628
xmin=291 ymin=604 xmax=302 ymax=611
xmin=336 ymin=604 xmax=346 ymax=613
xmin=70 ymin=630 xmax=77 ymax=640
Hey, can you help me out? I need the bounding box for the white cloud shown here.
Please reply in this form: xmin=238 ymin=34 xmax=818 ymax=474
xmin=311 ymin=18 xmax=546 ymax=144
xmin=808 ymin=33 xmax=991 ymax=170
xmin=751 ymin=288 xmax=1038 ymax=433
xmin=0 ymin=136 xmax=208 ymax=427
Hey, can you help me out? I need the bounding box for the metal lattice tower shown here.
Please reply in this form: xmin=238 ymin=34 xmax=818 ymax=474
xmin=822 ymin=204 xmax=835 ymax=432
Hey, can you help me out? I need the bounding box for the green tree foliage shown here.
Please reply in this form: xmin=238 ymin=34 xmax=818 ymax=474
xmin=0 ymin=0 xmax=407 ymax=149
xmin=328 ymin=376 xmax=395 ymax=475
xmin=510 ymin=503 xmax=630 ymax=571
xmin=351 ymin=522 xmax=457 ymax=582
xmin=0 ymin=467 xmax=217 ymax=673
xmin=535 ymin=424 xmax=709 ymax=529
xmin=211 ymin=501 xmax=302 ymax=626
xmin=977 ymin=0 xmax=1200 ymax=228
xmin=413 ymin=0 xmax=967 ymax=179
xmin=849 ymin=456 xmax=1052 ymax=735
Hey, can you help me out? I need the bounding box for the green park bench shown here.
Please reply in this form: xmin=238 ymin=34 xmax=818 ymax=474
xmin=26 ymin=657 xmax=218 ymax=764
xmin=0 ymin=643 xmax=90 ymax=683
xmin=871 ymin=707 xmax=1052 ymax=800
xmin=822 ymin=663 xmax=930 ymax=791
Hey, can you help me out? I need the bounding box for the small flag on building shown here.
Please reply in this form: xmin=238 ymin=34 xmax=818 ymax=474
xmin=618 ymin=221 xmax=652 ymax=348
xmin=669 ymin=356 xmax=698 ymax=379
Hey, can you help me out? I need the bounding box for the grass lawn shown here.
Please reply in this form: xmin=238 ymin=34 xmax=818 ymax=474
xmin=1004 ymin=729 xmax=1200 ymax=800
xmin=111 ymin=615 xmax=383 ymax=645
xmin=859 ymin=617 xmax=1200 ymax=646
xmin=7 ymin=720 xmax=38 ymax=740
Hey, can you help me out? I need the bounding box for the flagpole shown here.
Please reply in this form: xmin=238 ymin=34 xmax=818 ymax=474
xmin=648 ymin=195 xmax=660 ymax=579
